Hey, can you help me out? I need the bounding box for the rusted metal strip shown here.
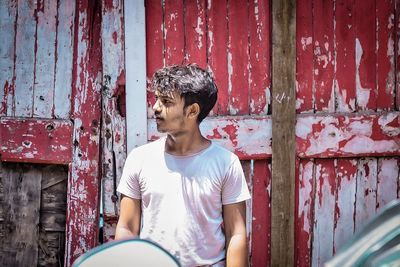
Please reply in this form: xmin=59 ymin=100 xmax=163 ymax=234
xmin=148 ymin=116 xmax=273 ymax=160
xmin=0 ymin=117 xmax=72 ymax=164
xmin=296 ymin=112 xmax=400 ymax=158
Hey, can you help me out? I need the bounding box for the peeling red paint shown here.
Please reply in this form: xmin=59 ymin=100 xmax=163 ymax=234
xmin=206 ymin=128 xmax=222 ymax=139
xmin=0 ymin=117 xmax=72 ymax=164
xmin=112 ymin=31 xmax=117 ymax=44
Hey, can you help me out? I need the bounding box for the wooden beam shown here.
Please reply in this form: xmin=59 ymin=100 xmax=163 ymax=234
xmin=271 ymin=0 xmax=296 ymax=266
xmin=296 ymin=112 xmax=400 ymax=158
xmin=124 ymin=0 xmax=147 ymax=152
xmin=0 ymin=117 xmax=73 ymax=164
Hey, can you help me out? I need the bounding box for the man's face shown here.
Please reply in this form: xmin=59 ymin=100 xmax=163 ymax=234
xmin=152 ymin=90 xmax=189 ymax=134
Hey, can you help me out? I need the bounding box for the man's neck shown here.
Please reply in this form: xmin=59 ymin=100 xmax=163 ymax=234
xmin=165 ymin=127 xmax=211 ymax=156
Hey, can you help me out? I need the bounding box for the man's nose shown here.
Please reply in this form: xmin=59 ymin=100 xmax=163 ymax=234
xmin=153 ymin=99 xmax=161 ymax=112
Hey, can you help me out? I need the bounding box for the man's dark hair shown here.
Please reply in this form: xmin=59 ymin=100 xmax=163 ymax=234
xmin=151 ymin=64 xmax=218 ymax=123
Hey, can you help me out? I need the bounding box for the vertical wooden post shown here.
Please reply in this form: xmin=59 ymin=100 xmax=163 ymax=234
xmin=271 ymin=0 xmax=296 ymax=266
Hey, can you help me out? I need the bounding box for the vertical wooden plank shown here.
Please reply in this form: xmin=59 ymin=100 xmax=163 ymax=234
xmin=376 ymin=157 xmax=399 ymax=211
xmin=207 ymin=0 xmax=229 ymax=115
xmin=355 ymin=158 xmax=377 ymax=232
xmin=251 ymin=160 xmax=271 ymax=267
xmin=397 ymin=0 xmax=400 ymax=110
xmin=376 ymin=0 xmax=395 ymax=111
xmin=145 ymin=0 xmax=164 ymax=118
xmin=125 ymin=0 xmax=147 ymax=151
xmin=38 ymin=166 xmax=67 ymax=266
xmin=295 ymin=159 xmax=314 ymax=267
xmin=227 ymin=0 xmax=249 ymax=115
xmin=14 ymin=0 xmax=37 ymax=117
xmin=164 ymin=0 xmax=184 ymax=65
xmin=296 ymin=0 xmax=313 ymax=113
xmin=355 ymin=0 xmax=377 ymax=110
xmin=34 ymin=0 xmax=57 ymax=118
xmin=184 ymin=0 xmax=207 ymax=68
xmin=54 ymin=0 xmax=75 ymax=119
xmin=249 ymin=0 xmax=271 ymax=115
xmin=313 ymin=0 xmax=335 ymax=112
xmin=312 ymin=159 xmax=336 ymax=267
xmin=0 ymin=164 xmax=42 ymax=266
xmin=0 ymin=0 xmax=17 ymax=116
xmin=65 ymin=1 xmax=102 ymax=265
xmin=241 ymin=161 xmax=252 ymax=250
xmin=271 ymin=0 xmax=295 ymax=265
xmin=334 ymin=0 xmax=356 ymax=112
xmin=102 ymin=0 xmax=127 ymax=241
xmin=333 ymin=159 xmax=357 ymax=253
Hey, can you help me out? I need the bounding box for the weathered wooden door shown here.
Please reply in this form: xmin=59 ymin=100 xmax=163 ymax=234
xmin=295 ymin=1 xmax=400 ymax=266
xmin=0 ymin=1 xmax=103 ymax=266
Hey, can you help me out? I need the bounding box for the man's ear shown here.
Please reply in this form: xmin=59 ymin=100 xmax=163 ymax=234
xmin=186 ymin=103 xmax=200 ymax=120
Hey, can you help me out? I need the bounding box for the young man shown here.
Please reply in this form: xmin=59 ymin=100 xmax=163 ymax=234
xmin=115 ymin=64 xmax=251 ymax=267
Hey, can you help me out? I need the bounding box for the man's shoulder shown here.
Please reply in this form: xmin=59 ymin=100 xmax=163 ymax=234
xmin=207 ymin=141 xmax=238 ymax=162
xmin=127 ymin=138 xmax=165 ymax=159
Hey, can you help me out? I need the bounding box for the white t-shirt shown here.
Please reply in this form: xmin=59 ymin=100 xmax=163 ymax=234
xmin=117 ymin=137 xmax=251 ymax=266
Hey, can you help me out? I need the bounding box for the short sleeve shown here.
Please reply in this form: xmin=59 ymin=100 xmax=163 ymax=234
xmin=221 ymin=157 xmax=251 ymax=205
xmin=117 ymin=150 xmax=142 ymax=200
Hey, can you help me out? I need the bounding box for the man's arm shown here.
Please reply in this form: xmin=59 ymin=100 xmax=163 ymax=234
xmin=223 ymin=201 xmax=249 ymax=267
xmin=115 ymin=195 xmax=141 ymax=240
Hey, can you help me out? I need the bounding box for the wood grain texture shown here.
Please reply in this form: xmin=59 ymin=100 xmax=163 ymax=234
xmin=38 ymin=165 xmax=67 ymax=267
xmin=251 ymin=160 xmax=271 ymax=267
xmin=164 ymin=0 xmax=184 ymax=65
xmin=0 ymin=164 xmax=42 ymax=266
xmin=376 ymin=0 xmax=395 ymax=111
xmin=207 ymin=0 xmax=229 ymax=116
xmin=313 ymin=0 xmax=334 ymax=112
xmin=249 ymin=0 xmax=271 ymax=115
xmin=33 ymin=0 xmax=57 ymax=118
xmin=376 ymin=157 xmax=399 ymax=212
xmin=355 ymin=158 xmax=378 ymax=232
xmin=101 ymin=0 xmax=127 ymax=240
xmin=295 ymin=159 xmax=314 ymax=267
xmin=271 ymin=0 xmax=296 ymax=265
xmin=333 ymin=159 xmax=357 ymax=253
xmin=312 ymin=159 xmax=336 ymax=267
xmin=145 ymin=0 xmax=164 ymax=119
xmin=295 ymin=0 xmax=313 ymax=113
xmin=0 ymin=0 xmax=17 ymax=116
xmin=65 ymin=1 xmax=102 ymax=265
xmin=14 ymin=0 xmax=36 ymax=117
xmin=227 ymin=0 xmax=249 ymax=115
xmin=334 ymin=0 xmax=356 ymax=112
xmin=54 ymin=0 xmax=75 ymax=119
xmin=355 ymin=0 xmax=377 ymax=110
xmin=184 ymin=0 xmax=207 ymax=67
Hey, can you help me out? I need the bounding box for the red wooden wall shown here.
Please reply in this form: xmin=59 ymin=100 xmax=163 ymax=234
xmin=296 ymin=0 xmax=400 ymax=266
